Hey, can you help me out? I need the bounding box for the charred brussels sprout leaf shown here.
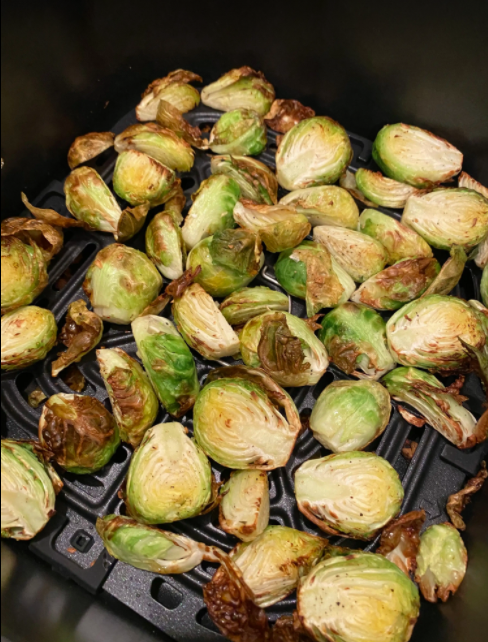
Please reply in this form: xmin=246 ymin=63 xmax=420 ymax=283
xmin=280 ymin=185 xmax=359 ymax=229
xmin=264 ymin=99 xmax=315 ymax=134
xmin=422 ymin=246 xmax=467 ymax=297
xmin=21 ymin=192 xmax=87 ymax=230
xmin=211 ymin=155 xmax=278 ymax=205
xmin=446 ymin=462 xmax=487 ymax=531
xmin=458 ymin=171 xmax=488 ymax=199
xmin=1 ymin=237 xmax=49 ymax=313
xmin=156 ymin=99 xmax=208 ymax=149
xmin=355 ymin=167 xmax=426 ymax=209
xmin=2 ymin=217 xmax=63 ymax=264
xmin=209 ymin=108 xmax=267 ymax=156
xmin=219 ymin=470 xmax=270 ymax=542
xmin=113 ymin=150 xmax=176 ymax=207
xmin=377 ymin=510 xmax=426 ymax=576
xmin=201 ymin=67 xmax=275 ymax=116
xmin=272 ymin=616 xmax=310 ymax=642
xmin=67 ymin=132 xmax=115 ymax=169
xmin=136 ymin=69 xmax=202 ymax=121
xmin=221 ymin=286 xmax=289 ymax=326
xmin=1 ymin=306 xmax=57 ymax=371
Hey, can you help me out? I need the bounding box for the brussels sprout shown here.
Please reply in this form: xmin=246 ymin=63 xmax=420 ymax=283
xmin=313 ymin=226 xmax=388 ymax=283
xmin=355 ymin=167 xmax=425 ymax=208
xmin=136 ymin=70 xmax=202 ymax=121
xmin=458 ymin=171 xmax=488 ymax=199
xmin=132 ymin=315 xmax=200 ymax=417
xmin=1 ymin=306 xmax=57 ymax=371
xmin=209 ymin=109 xmax=267 ymax=156
xmin=470 ymin=234 xmax=487 ymax=270
xmin=280 ymin=185 xmax=359 ymax=229
xmin=415 ymin=523 xmax=467 ymax=603
xmin=319 ymin=302 xmax=395 ymax=379
xmin=382 ymin=367 xmax=482 ymax=449
xmin=359 ymin=208 xmax=433 ymax=264
xmin=422 ymin=246 xmax=467 ymax=297
xmin=97 ymin=348 xmax=159 ymax=448
xmin=83 ymin=245 xmax=163 ymax=325
xmin=113 ymin=150 xmax=176 ymax=207
xmin=446 ymin=462 xmax=487 ymax=531
xmin=211 ymin=155 xmax=278 ymax=205
xmin=233 ymin=200 xmax=311 ymax=253
xmin=193 ymin=366 xmax=301 ymax=470
xmin=275 ymin=241 xmax=356 ymax=317
xmin=123 ymin=422 xmax=214 ymax=524
xmin=219 ymin=470 xmax=270 ymax=542
xmin=67 ymin=131 xmax=115 ymax=169
xmin=298 ymin=552 xmax=420 ymax=642
xmin=51 ymin=300 xmax=103 ymax=377
xmin=264 ymin=99 xmax=315 ymax=134
xmin=339 ymin=169 xmax=378 ymax=208
xmin=481 ymin=265 xmax=488 ymax=306
xmin=372 ymin=123 xmax=463 ymax=188
xmin=386 ymin=295 xmax=486 ymax=372
xmin=310 ymin=380 xmax=391 ymax=453
xmin=39 ymin=393 xmax=120 ymax=474
xmin=1 ymin=237 xmax=48 ymax=313
xmin=276 ymin=117 xmax=353 ymax=191
xmin=201 ymin=67 xmax=275 ymax=116
xmin=220 ymin=286 xmax=289 ymax=326
xmin=181 ymin=175 xmax=241 ymax=250
xmin=377 ymin=510 xmax=426 ymax=576
xmin=240 ymin=311 xmax=329 ymax=387
xmin=146 ymin=190 xmax=186 ymax=280
xmin=172 ymin=283 xmax=240 ymax=360
xmin=1 ymin=440 xmax=63 ymax=541
xmin=2 ymin=217 xmax=63 ymax=263
xmin=402 ymin=188 xmax=488 ymax=251
xmin=156 ymin=99 xmax=208 ymax=149
xmin=114 ymin=123 xmax=194 ymax=172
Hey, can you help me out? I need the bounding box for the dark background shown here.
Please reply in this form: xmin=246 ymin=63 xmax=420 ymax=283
xmin=2 ymin=1 xmax=488 ymax=641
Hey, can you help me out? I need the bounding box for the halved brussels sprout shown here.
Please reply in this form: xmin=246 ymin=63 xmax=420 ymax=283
xmin=355 ymin=167 xmax=425 ymax=208
xmin=377 ymin=510 xmax=426 ymax=576
xmin=39 ymin=393 xmax=120 ymax=474
xmin=310 ymin=380 xmax=391 ymax=452
xmin=136 ymin=70 xmax=202 ymax=121
xmin=422 ymin=247 xmax=467 ymax=297
xmin=458 ymin=171 xmax=488 ymax=199
xmin=313 ymin=226 xmax=388 ymax=283
xmin=402 ymin=189 xmax=488 ymax=251
xmin=211 ymin=154 xmax=278 ymax=205
xmin=372 ymin=123 xmax=463 ymax=188
xmin=298 ymin=552 xmax=420 ymax=642
xmin=386 ymin=294 xmax=486 ymax=372
xmin=114 ymin=123 xmax=194 ymax=172
xmin=193 ymin=366 xmax=301 ymax=470
xmin=276 ymin=117 xmax=353 ymax=190
xmin=1 ymin=440 xmax=63 ymax=541
xmin=123 ymin=422 xmax=214 ymax=524
xmin=97 ymin=348 xmax=159 ymax=448
xmin=280 ymin=185 xmax=359 ymax=228
xmin=83 ymin=245 xmax=163 ymax=324
xmin=132 ymin=315 xmax=200 ymax=417
xmin=181 ymin=174 xmax=241 ymax=250
xmin=67 ymin=132 xmax=115 ymax=169
xmin=1 ymin=306 xmax=57 ymax=371
xmin=1 ymin=237 xmax=48 ymax=313
xmin=275 ymin=241 xmax=356 ymax=317
xmin=415 ymin=523 xmax=467 ymax=602
xmin=339 ymin=169 xmax=377 ymax=207
xmin=264 ymin=99 xmax=315 ymax=134
xmin=156 ymin=99 xmax=208 ymax=149
xmin=2 ymin=216 xmax=63 ymax=263
xmin=359 ymin=208 xmax=433 ymax=264
xmin=482 ymin=265 xmax=488 ymax=306
xmin=146 ymin=211 xmax=186 ymax=281
xmin=113 ymin=150 xmax=176 ymax=207
xmin=220 ymin=286 xmax=289 ymax=326
xmin=219 ymin=470 xmax=270 ymax=542
xmin=201 ymin=67 xmax=275 ymax=116
xmin=382 ymin=367 xmax=482 ymax=449
xmin=240 ymin=311 xmax=329 ymax=387
xmin=295 ymin=452 xmax=404 ymax=539
xmin=319 ymin=302 xmax=396 ymax=379
xmin=172 ymin=283 xmax=240 ymax=360
xmin=233 ymin=200 xmax=311 ymax=253
xmin=209 ymin=109 xmax=267 ymax=156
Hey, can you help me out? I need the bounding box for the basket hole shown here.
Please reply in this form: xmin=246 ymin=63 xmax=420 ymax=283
xmin=200 ymin=561 xmax=219 ymax=578
xmin=312 ymin=372 xmax=335 ymax=400
xmin=269 ymin=516 xmax=285 ymax=526
xmin=70 ymin=529 xmax=94 ymax=553
xmin=196 ymin=607 xmax=221 ymax=633
xmin=64 ymin=473 xmax=104 ymax=489
xmin=15 ymin=371 xmax=43 ymax=407
xmin=53 ymin=243 xmax=98 ymax=291
xmin=151 ymin=578 xmax=183 ymax=610
xmin=111 ymin=445 xmax=129 ymax=465
xmin=181 ymin=175 xmax=197 ymax=191
xmin=103 ymin=398 xmax=113 ymax=413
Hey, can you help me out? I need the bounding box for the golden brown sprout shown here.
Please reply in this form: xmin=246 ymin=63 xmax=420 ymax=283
xmin=264 ymin=99 xmax=315 ymax=134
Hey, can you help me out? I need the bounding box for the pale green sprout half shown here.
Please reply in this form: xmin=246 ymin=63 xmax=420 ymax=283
xmin=422 ymin=246 xmax=467 ymax=297
xmin=113 ymin=150 xmax=176 ymax=207
xmin=280 ymin=185 xmax=359 ymax=228
xmin=482 ymin=265 xmax=488 ymax=306
xmin=310 ymin=380 xmax=391 ymax=453
xmin=209 ymin=109 xmax=267 ymax=156
xmin=295 ymin=451 xmax=404 ymax=539
xmin=146 ymin=211 xmax=186 ymax=281
xmin=1 ymin=237 xmax=48 ymax=313
xmin=220 ymin=286 xmax=289 ymax=326
xmin=201 ymin=67 xmax=275 ymax=116
xmin=355 ymin=167 xmax=425 ymax=208
xmin=210 ymin=155 xmax=278 ymax=205
xmin=219 ymin=470 xmax=270 ymax=542
xmin=1 ymin=306 xmax=57 ymax=371
xmin=136 ymin=70 xmax=202 ymax=121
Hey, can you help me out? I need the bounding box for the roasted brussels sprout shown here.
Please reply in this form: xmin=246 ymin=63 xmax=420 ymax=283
xmin=123 ymin=422 xmax=213 ymax=524
xmin=220 ymin=286 xmax=289 ymax=326
xmin=172 ymin=283 xmax=240 ymax=360
xmin=112 ymin=150 xmax=176 ymax=207
xmin=264 ymin=99 xmax=315 ymax=133
xmin=310 ymin=380 xmax=391 ymax=452
xmin=372 ymin=123 xmax=463 ymax=188
xmin=274 ymin=241 xmax=356 ymax=317
xmin=458 ymin=171 xmax=488 ymax=198
xmin=67 ymin=132 xmax=115 ymax=169
xmin=219 ymin=470 xmax=270 ymax=542
xmin=295 ymin=452 xmax=404 ymax=539
xmin=181 ymin=174 xmax=241 ymax=250
xmin=359 ymin=208 xmax=433 ymax=264
xmin=193 ymin=366 xmax=301 ymax=470
xmin=386 ymin=295 xmax=486 ymax=373
xmin=39 ymin=393 xmax=120 ymax=474
xmin=280 ymin=185 xmax=359 ymax=228
xmin=319 ymin=302 xmax=395 ymax=379
xmin=1 ymin=306 xmax=57 ymax=371
xmin=313 ymin=226 xmax=388 ymax=283
xmin=83 ymin=245 xmax=163 ymax=324
xmin=354 ymin=167 xmax=425 ymax=208
xmin=415 ymin=523 xmax=467 ymax=602
xmin=240 ymin=311 xmax=329 ymax=387
xmin=1 ymin=440 xmax=63 ymax=541
xmin=482 ymin=265 xmax=488 ymax=306
xmin=377 ymin=510 xmax=426 ymax=576
xmin=132 ymin=315 xmax=200 ymax=417
xmin=298 ymin=552 xmax=420 ymax=642
xmin=211 ymin=154 xmax=278 ymax=205
xmin=156 ymin=100 xmax=208 ymax=149
xmin=402 ymin=188 xmax=488 ymax=251
xmin=136 ymin=70 xmax=202 ymax=121
xmin=276 ymin=117 xmax=353 ymax=190
xmin=382 ymin=367 xmax=482 ymax=449
xmin=339 ymin=169 xmax=377 ymax=207
xmin=209 ymin=108 xmax=267 ymax=156
xmin=2 ymin=216 xmax=63 ymax=263
xmin=233 ymin=200 xmax=311 ymax=253
xmin=1 ymin=237 xmax=48 ymax=313
xmin=146 ymin=210 xmax=186 ymax=281
xmin=201 ymin=67 xmax=275 ymax=116
xmin=97 ymin=348 xmax=159 ymax=448
xmin=422 ymin=247 xmax=467 ymax=297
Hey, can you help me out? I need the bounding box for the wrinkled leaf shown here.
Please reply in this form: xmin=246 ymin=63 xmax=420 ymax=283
xmin=68 ymin=132 xmax=115 ymax=169
xmin=27 ymin=388 xmax=47 ymax=409
xmin=422 ymin=247 xmax=467 ymax=297
xmin=377 ymin=510 xmax=426 ymax=575
xmin=264 ymin=99 xmax=315 ymax=134
xmin=21 ymin=192 xmax=88 ymax=229
xmin=156 ymin=99 xmax=208 ymax=149
xmin=2 ymin=216 xmax=63 ymax=263
xmin=447 ymin=460 xmax=487 ymax=530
